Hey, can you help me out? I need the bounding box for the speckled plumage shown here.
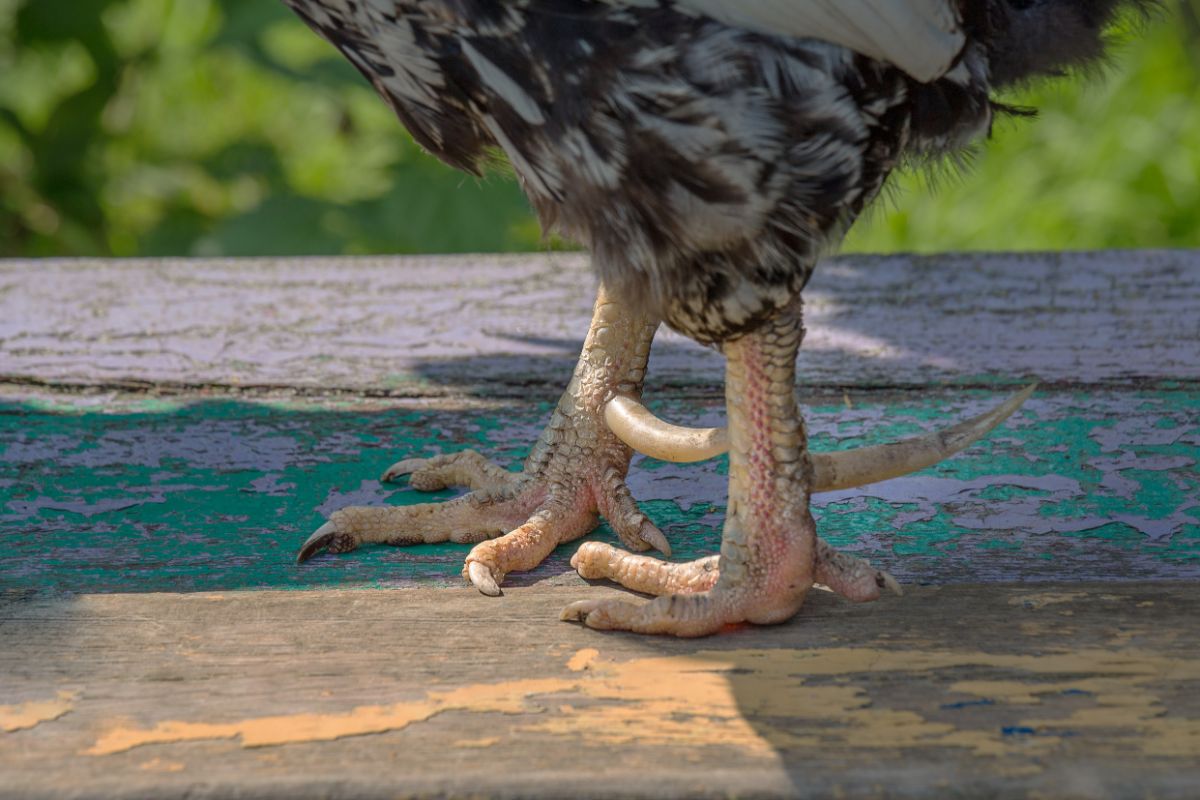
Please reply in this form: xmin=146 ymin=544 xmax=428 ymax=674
xmin=284 ymin=1 xmax=963 ymax=339
xmin=281 ymin=0 xmax=1144 ymax=341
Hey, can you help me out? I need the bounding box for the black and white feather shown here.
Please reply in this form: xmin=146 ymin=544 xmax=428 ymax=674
xmin=282 ymin=0 xmax=1148 ymax=342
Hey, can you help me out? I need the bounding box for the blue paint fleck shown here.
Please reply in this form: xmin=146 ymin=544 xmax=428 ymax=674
xmin=1002 ymin=726 xmax=1038 ymax=736
xmin=942 ymin=699 xmax=996 ymax=710
xmin=1000 ymin=726 xmax=1078 ymax=739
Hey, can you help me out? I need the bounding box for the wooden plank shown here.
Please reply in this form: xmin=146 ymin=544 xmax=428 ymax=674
xmin=2 ymin=388 xmax=1195 ymax=593
xmin=2 ymin=252 xmax=1197 ymax=798
xmin=2 ymin=584 xmax=1198 ymax=799
xmin=2 ymin=251 xmax=1197 ymax=396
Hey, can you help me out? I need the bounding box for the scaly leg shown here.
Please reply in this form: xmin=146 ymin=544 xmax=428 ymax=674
xmin=297 ymin=285 xmax=665 ymax=595
xmin=562 ymin=300 xmax=884 ymax=635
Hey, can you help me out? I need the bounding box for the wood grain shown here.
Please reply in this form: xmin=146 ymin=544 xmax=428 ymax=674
xmin=2 ymin=584 xmax=1198 ymax=799
xmin=3 ymin=251 xmax=1197 ymax=396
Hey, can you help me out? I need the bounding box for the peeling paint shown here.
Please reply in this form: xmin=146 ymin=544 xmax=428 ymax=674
xmin=85 ymin=648 xmax=1200 ymax=761
xmin=0 ymin=691 xmax=77 ymax=732
xmin=2 ymin=389 xmax=1196 ymax=593
xmin=566 ymin=648 xmax=599 ymax=672
xmin=86 ymin=678 xmax=568 ymax=756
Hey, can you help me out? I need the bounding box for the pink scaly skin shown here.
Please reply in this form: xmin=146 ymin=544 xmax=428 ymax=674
xmin=570 ymin=538 xmax=899 ymax=604
xmin=562 ymin=301 xmax=899 ymax=637
xmin=296 ymin=286 xmax=670 ymax=595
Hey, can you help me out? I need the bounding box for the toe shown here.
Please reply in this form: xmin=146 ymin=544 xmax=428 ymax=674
xmin=462 ymin=505 xmax=594 ymax=594
xmin=570 ymin=541 xmax=616 ymax=579
xmin=814 ymin=539 xmax=903 ymax=602
xmin=560 ymin=599 xmax=605 ymax=624
xmin=563 ymin=592 xmax=738 ymax=636
xmin=596 ymin=470 xmax=671 ymax=556
xmin=383 ymin=450 xmax=516 ymax=492
xmin=559 ymin=598 xmax=661 ymax=631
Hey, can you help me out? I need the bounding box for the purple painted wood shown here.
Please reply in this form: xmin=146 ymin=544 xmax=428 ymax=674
xmin=2 ymin=251 xmax=1196 ymax=396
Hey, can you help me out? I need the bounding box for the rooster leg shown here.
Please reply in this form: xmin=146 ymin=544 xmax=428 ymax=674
xmin=297 ymin=285 xmax=664 ymax=595
xmin=563 ymin=301 xmax=849 ymax=636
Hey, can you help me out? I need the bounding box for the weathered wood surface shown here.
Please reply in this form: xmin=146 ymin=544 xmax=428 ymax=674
xmin=3 ymin=251 xmax=1198 ymax=395
xmin=1 ymin=252 xmax=1197 ymax=797
xmin=3 ymin=584 xmax=1198 ymax=799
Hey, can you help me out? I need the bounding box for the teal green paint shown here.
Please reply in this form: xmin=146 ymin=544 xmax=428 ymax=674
xmin=1038 ymin=465 xmax=1197 ymax=528
xmin=977 ymin=539 xmax=1023 ymax=552
xmin=635 ymin=499 xmax=725 ymax=562
xmin=1161 ymin=524 xmax=1200 ymax=563
xmin=2 ymin=390 xmax=1197 ymax=594
xmin=889 ymin=516 xmax=968 ymax=557
xmin=1 ymin=399 xmax=524 ymax=593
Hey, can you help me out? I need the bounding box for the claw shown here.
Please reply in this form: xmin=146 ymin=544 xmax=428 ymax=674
xmin=878 ymin=569 xmax=904 ymax=597
xmin=638 ymin=521 xmax=672 ymax=557
xmin=466 ymin=560 xmax=502 ymax=597
xmin=605 ymin=384 xmax=1038 ymax=491
xmin=296 ymin=521 xmax=339 ymax=564
xmin=381 ymin=458 xmax=423 ymax=483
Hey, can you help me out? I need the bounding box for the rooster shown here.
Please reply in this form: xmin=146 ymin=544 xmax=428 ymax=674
xmin=290 ymin=0 xmax=1148 ymax=636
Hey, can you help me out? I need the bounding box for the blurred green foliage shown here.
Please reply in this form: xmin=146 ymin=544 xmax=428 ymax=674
xmin=845 ymin=1 xmax=1200 ymax=252
xmin=1 ymin=0 xmax=1197 ymax=258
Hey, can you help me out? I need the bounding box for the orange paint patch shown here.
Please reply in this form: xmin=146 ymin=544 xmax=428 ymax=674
xmin=86 ymin=678 xmax=570 ymax=756
xmin=566 ymin=648 xmax=600 ymax=672
xmin=85 ymin=647 xmax=1200 ymax=760
xmin=1 ymin=691 xmax=77 ymax=733
xmin=453 ymin=736 xmax=502 ymax=748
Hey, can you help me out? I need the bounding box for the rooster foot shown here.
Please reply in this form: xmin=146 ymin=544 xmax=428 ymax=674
xmin=296 ymin=286 xmax=662 ymax=595
xmin=561 ymin=300 xmax=901 ymax=636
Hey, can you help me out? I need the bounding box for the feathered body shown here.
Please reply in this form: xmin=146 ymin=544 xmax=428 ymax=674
xmin=283 ymin=0 xmax=1144 ymax=341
